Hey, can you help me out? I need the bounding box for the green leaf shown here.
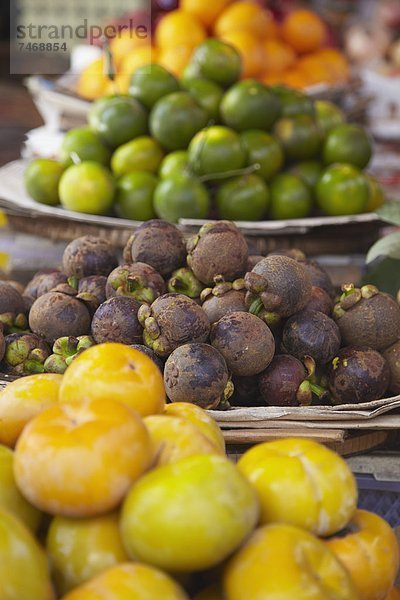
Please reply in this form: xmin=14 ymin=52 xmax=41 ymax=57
xmin=376 ymin=202 xmax=400 ymax=225
xmin=366 ymin=231 xmax=400 ymax=264
xmin=362 ymin=256 xmax=400 ymax=297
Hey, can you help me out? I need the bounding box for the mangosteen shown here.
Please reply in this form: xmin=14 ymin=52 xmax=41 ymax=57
xmin=210 ymin=312 xmax=274 ymax=377
xmin=4 ymin=280 xmax=25 ymax=296
xmin=231 ymin=375 xmax=263 ymax=407
xmin=91 ymin=296 xmax=143 ymax=345
xmin=44 ymin=335 xmax=95 ymax=374
xmin=381 ymin=340 xmax=400 ymax=395
xmin=129 ymin=344 xmax=164 ymax=372
xmin=167 ymin=268 xmax=204 ymax=299
xmin=282 ymin=310 xmax=341 ymax=365
xmin=186 ymin=221 xmax=248 ymax=286
xmin=164 ymin=343 xmax=233 ymax=409
xmin=303 ymin=261 xmax=334 ymax=298
xmin=329 ymin=347 xmax=390 ymax=405
xmin=1 ymin=332 xmax=51 ymax=375
xmin=0 ymin=327 xmax=5 ymax=362
xmin=29 ymin=286 xmax=92 ymax=344
xmin=247 ymin=255 xmax=265 ymax=271
xmin=106 ymin=263 xmax=165 ymax=304
xmin=258 ymin=354 xmax=319 ymax=406
xmin=267 ymin=248 xmax=307 ymax=261
xmin=303 ymin=286 xmax=333 ymax=315
xmin=0 ymin=281 xmax=26 ymax=316
xmin=24 ymin=269 xmax=64 ymax=300
xmin=201 ymin=277 xmax=247 ymax=324
xmin=78 ymin=275 xmax=107 ymax=305
xmin=245 ymin=255 xmax=312 ymax=321
xmin=138 ymin=293 xmax=210 ymax=358
xmin=333 ymin=284 xmax=400 ymax=351
xmin=123 ymin=220 xmax=186 ymax=277
xmin=62 ymin=236 xmax=118 ymax=278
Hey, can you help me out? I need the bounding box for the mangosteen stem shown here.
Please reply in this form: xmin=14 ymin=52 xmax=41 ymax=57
xmin=67 ymin=276 xmax=79 ymax=290
xmin=126 ymin=277 xmax=156 ymax=304
xmin=249 ymin=297 xmax=264 ymax=316
xmin=223 ymin=380 xmax=234 ymax=402
xmin=167 ymin=269 xmax=204 ymax=299
xmin=24 ymin=359 xmax=45 ymax=374
xmin=198 ymin=163 xmax=260 ymax=183
xmin=296 ymin=381 xmax=313 ymax=406
xmin=310 ymin=382 xmax=328 ymax=400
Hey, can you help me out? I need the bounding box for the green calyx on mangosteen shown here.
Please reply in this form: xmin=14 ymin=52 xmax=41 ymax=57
xmin=106 ymin=263 xmax=166 ymax=304
xmin=210 ymin=311 xmax=275 ymax=377
xmin=167 ymin=268 xmax=204 ymax=299
xmin=245 ymin=255 xmax=312 ymax=322
xmin=44 ymin=335 xmax=95 ymax=374
xmin=91 ymin=296 xmax=143 ymax=345
xmin=329 ymin=346 xmax=390 ymax=405
xmin=2 ymin=332 xmax=51 ymax=375
xmin=123 ymin=220 xmax=186 ymax=277
xmin=164 ymin=343 xmax=233 ymax=409
xmin=62 ymin=235 xmax=118 ymax=278
xmin=333 ymin=284 xmax=400 ymax=351
xmin=186 ymin=221 xmax=248 ymax=286
xmin=138 ymin=293 xmax=210 ymax=358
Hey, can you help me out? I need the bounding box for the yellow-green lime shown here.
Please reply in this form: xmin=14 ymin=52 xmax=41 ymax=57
xmin=159 ymin=151 xmax=189 ymax=179
xmin=315 ymin=99 xmax=345 ymax=136
xmin=111 ymin=136 xmax=165 ymax=177
xmin=270 ymin=173 xmax=313 ymax=219
xmin=24 ymin=159 xmax=64 ymax=206
xmin=59 ymin=126 xmax=110 ymax=167
xmin=240 ymin=130 xmax=284 ymax=181
xmin=188 ymin=126 xmax=246 ymax=177
xmin=273 ymin=115 xmax=322 ymax=160
xmin=289 ymin=160 xmax=323 ymax=190
xmin=220 ymin=80 xmax=281 ymax=132
xmin=190 ymin=39 xmax=242 ymax=88
xmin=271 ymin=85 xmax=315 ymax=118
xmin=322 ymin=123 xmax=372 ymax=169
xmin=184 ymin=79 xmax=224 ymax=122
xmin=89 ymin=95 xmax=148 ymax=148
xmin=154 ymin=174 xmax=210 ymax=222
xmin=216 ymin=174 xmax=269 ymax=221
xmin=129 ymin=64 xmax=180 ymax=110
xmin=365 ymin=174 xmax=385 ymax=212
xmin=59 ymin=162 xmax=115 ymax=215
xmin=316 ymin=163 xmax=370 ymax=216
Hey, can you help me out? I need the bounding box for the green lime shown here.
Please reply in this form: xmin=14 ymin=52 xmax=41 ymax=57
xmin=316 ymin=163 xmax=370 ymax=216
xmin=116 ymin=171 xmax=158 ymax=221
xmin=184 ymin=79 xmax=224 ymax=122
xmin=269 ymin=173 xmax=313 ymax=220
xmin=89 ymin=95 xmax=148 ymax=149
xmin=59 ymin=162 xmax=115 ymax=215
xmin=60 ymin=126 xmax=110 ymax=167
xmin=154 ymin=174 xmax=210 ymax=222
xmin=240 ymin=130 xmax=284 ymax=181
xmin=129 ymin=64 xmax=180 ymax=110
xmin=323 ymin=123 xmax=372 ymax=169
xmin=365 ymin=174 xmax=385 ymax=212
xmin=181 ymin=62 xmax=203 ymax=87
xmin=190 ymin=39 xmax=242 ymax=88
xmin=314 ymin=100 xmax=345 ymax=136
xmin=159 ymin=151 xmax=189 ymax=179
xmin=216 ymin=174 xmax=269 ymax=221
xmin=150 ymin=91 xmax=209 ymax=151
xmin=111 ymin=136 xmax=164 ymax=177
xmin=271 ymin=85 xmax=315 ymax=118
xmin=289 ymin=160 xmax=323 ymax=190
xmin=24 ymin=159 xmax=64 ymax=206
xmin=220 ymin=80 xmax=281 ymax=132
xmin=273 ymin=115 xmax=322 ymax=161
xmin=188 ymin=126 xmax=246 ymax=177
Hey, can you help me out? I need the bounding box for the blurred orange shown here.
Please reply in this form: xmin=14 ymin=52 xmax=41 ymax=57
xmin=281 ymin=9 xmax=327 ymax=54
xmin=109 ymin=31 xmax=150 ymax=68
xmin=262 ymin=39 xmax=297 ymax=74
xmin=279 ymin=68 xmax=309 ymax=89
xmin=313 ymin=48 xmax=350 ymax=82
xmin=155 ymin=10 xmax=207 ymax=49
xmin=158 ymin=44 xmax=194 ymax=77
xmin=77 ymin=57 xmax=110 ymax=100
xmin=119 ymin=46 xmax=158 ymax=76
xmin=220 ymin=30 xmax=264 ymax=78
xmin=297 ymin=54 xmax=335 ymax=86
xmin=180 ymin=0 xmax=234 ymax=28
xmin=214 ymin=1 xmax=277 ymax=39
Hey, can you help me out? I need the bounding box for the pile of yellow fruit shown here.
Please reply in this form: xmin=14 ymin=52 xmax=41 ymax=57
xmin=78 ymin=0 xmax=350 ymax=100
xmin=0 ymin=342 xmax=399 ymax=599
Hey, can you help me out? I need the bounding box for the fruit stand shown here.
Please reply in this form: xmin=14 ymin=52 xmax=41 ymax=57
xmin=1 ymin=0 xmax=400 ymax=598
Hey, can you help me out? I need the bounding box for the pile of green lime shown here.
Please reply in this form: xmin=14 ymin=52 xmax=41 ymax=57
xmin=24 ymin=39 xmax=383 ymax=222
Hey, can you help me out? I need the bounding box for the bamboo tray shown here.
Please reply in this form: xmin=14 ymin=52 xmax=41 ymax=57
xmin=0 ymin=160 xmax=383 ymax=255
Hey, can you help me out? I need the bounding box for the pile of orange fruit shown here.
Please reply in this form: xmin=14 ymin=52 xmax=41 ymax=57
xmin=78 ymin=0 xmax=350 ymax=100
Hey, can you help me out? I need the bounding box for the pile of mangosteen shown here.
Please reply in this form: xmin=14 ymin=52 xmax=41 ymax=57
xmin=1 ymin=218 xmax=400 ymax=410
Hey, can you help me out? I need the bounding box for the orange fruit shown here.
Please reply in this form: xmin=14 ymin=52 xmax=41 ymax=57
xmin=109 ymin=31 xmax=150 ymax=68
xmin=14 ymin=398 xmax=153 ymax=517
xmin=0 ymin=373 xmax=62 ymax=448
xmin=279 ymin=68 xmax=308 ymax=89
xmin=119 ymin=45 xmax=158 ymax=76
xmin=314 ymin=48 xmax=350 ymax=83
xmin=181 ymin=0 xmax=234 ymax=28
xmin=164 ymin=402 xmax=225 ymax=452
xmin=77 ymin=57 xmax=109 ymax=100
xmin=215 ymin=1 xmax=277 ymax=39
xmin=155 ymin=10 xmax=207 ymax=49
xmin=281 ymin=9 xmax=327 ymax=54
xmin=220 ymin=30 xmax=264 ymax=78
xmin=262 ymin=39 xmax=297 ymax=74
xmin=297 ymin=54 xmax=336 ymax=86
xmin=158 ymin=44 xmax=194 ymax=77
xmin=60 ymin=344 xmax=165 ymax=418
xmin=61 ymin=563 xmax=189 ymax=600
